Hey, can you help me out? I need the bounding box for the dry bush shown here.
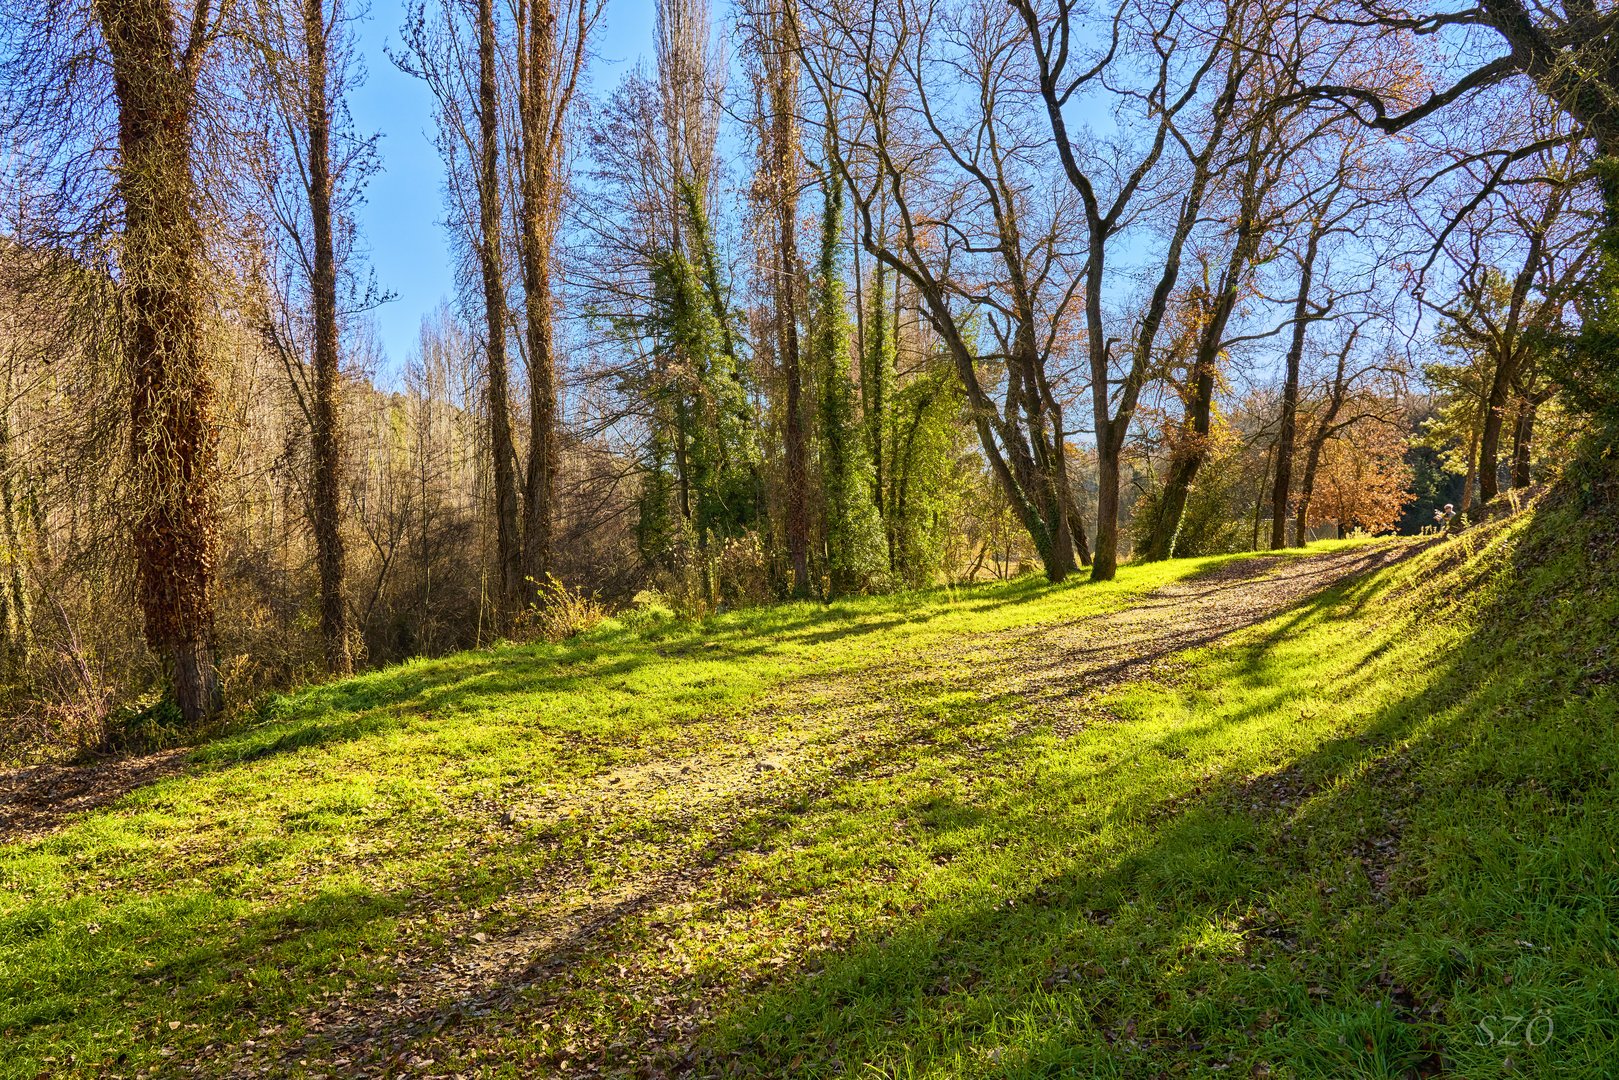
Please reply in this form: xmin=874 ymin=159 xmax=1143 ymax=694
xmin=642 ymin=530 xmax=775 ymax=619
xmin=714 ymin=531 xmax=772 ymax=608
xmin=517 ymin=574 xmax=608 ymax=642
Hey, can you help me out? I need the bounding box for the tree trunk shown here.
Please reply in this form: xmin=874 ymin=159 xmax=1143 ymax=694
xmin=1477 ymin=346 xmax=1515 ymax=505
xmin=0 ymin=406 xmax=30 ymax=663
xmin=1046 ymin=463 xmax=1074 ymax=583
xmin=1065 ymin=489 xmax=1092 ymax=567
xmin=780 ymin=251 xmax=810 ymax=596
xmin=303 ymin=0 xmax=352 ymax=675
xmin=866 ymin=264 xmax=889 ymax=523
xmin=97 ymin=0 xmax=221 ymax=724
xmin=520 ymin=260 xmax=558 ymax=593
xmin=1271 ymin=235 xmax=1318 ymax=549
xmin=1252 ymin=440 xmax=1272 ymax=551
xmin=477 ymin=0 xmax=521 ymax=622
xmin=1295 ymin=340 xmax=1356 ymax=547
xmin=1511 ymin=397 xmax=1537 ymax=488
xmin=1141 ymin=354 xmax=1214 ymax=562
xmin=1092 ymin=441 xmax=1122 ymax=580
xmin=769 ymin=29 xmax=810 ymax=596
xmin=1459 ymin=419 xmax=1480 ymax=517
xmin=517 ymin=0 xmax=560 ymax=595
xmin=1295 ymin=430 xmax=1327 ymax=548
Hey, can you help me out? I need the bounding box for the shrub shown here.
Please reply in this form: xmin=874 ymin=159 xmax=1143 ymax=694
xmin=518 ymin=575 xmax=608 ymax=643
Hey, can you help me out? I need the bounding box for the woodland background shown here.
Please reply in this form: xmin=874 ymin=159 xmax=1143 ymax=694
xmin=0 ymin=0 xmax=1611 ymax=755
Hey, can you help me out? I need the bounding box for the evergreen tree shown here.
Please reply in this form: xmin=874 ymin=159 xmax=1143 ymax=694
xmin=863 ymin=261 xmax=896 ymax=561
xmin=637 ymin=179 xmax=762 ymax=591
xmin=811 ymin=177 xmax=887 ymax=596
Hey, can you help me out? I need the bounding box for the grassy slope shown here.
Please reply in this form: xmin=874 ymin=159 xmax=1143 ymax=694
xmin=708 ymin=499 xmax=1619 ymax=1080
xmin=0 ymin=496 xmax=1616 ymax=1078
xmin=0 ymin=551 xmax=1279 ymax=1076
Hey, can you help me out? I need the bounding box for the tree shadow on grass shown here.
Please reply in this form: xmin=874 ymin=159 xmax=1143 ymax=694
xmin=192 ymin=576 xmax=1077 ymax=770
xmin=0 ymin=873 xmax=416 ymax=1072
xmin=1 ymin=544 xmax=1463 ymax=1076
xmin=200 ymin=542 xmax=1452 ymax=1077
xmin=671 ymin=503 xmax=1604 ymax=1079
xmin=0 ymin=748 xmax=192 ymax=844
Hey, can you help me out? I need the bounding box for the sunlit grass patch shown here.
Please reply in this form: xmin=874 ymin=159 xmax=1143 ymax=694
xmin=7 ymin=522 xmax=1615 ymax=1078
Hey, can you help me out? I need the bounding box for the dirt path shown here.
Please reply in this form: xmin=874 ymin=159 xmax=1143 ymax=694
xmin=231 ymin=541 xmax=1416 ymax=1079
xmin=0 ymin=747 xmax=190 ymax=845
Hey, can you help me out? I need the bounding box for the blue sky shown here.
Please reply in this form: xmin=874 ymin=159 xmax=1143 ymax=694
xmin=351 ymin=0 xmax=658 ymax=376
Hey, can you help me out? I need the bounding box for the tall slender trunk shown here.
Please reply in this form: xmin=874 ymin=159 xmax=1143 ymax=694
xmin=1140 ymin=117 xmax=1267 ymax=563
xmin=477 ymin=0 xmax=521 ymax=621
xmin=778 ymin=193 xmax=809 ymax=594
xmin=1460 ymin=397 xmax=1483 ymax=516
xmin=866 ymin=263 xmax=888 ymax=520
xmin=520 ymin=256 xmax=558 ymax=590
xmin=1093 ymin=441 xmax=1122 ymax=577
xmin=887 ymin=275 xmax=903 ymax=569
xmin=1294 ymin=339 xmax=1355 ymax=547
xmin=1252 ymin=439 xmax=1272 ymax=551
xmin=517 ymin=0 xmax=560 ymax=592
xmin=0 ymin=404 xmax=30 ymax=663
xmin=761 ymin=1 xmax=808 ymax=593
xmin=1295 ymin=436 xmax=1321 ymax=547
xmin=303 ymin=0 xmax=352 ymax=675
xmin=1044 ymin=432 xmax=1075 ymax=582
xmin=97 ymin=0 xmax=220 ymax=722
xmin=1477 ymin=345 xmax=1516 ymax=505
xmin=1271 ymin=232 xmax=1318 ymax=548
xmin=1065 ymin=483 xmax=1092 ymax=567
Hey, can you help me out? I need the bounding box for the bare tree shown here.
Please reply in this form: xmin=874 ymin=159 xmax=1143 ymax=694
xmin=1013 ymin=0 xmax=1254 ymax=579
xmin=397 ymin=0 xmax=526 ymax=625
xmin=475 ymin=0 xmax=520 ymax=619
xmin=1423 ymin=137 xmax=1591 ymax=505
xmin=513 ymin=0 xmax=600 ymax=590
xmin=802 ymin=0 xmax=1090 ymax=581
xmin=743 ymin=0 xmax=812 ymax=596
xmin=1267 ymin=137 xmax=1384 ymax=548
xmin=234 ymin=0 xmax=381 ymax=673
xmin=1136 ymin=3 xmax=1371 ymax=560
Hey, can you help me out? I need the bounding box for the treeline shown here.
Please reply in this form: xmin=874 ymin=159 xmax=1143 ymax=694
xmin=0 ymin=0 xmax=1613 ymax=752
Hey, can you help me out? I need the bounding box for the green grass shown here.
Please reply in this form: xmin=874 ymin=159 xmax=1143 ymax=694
xmin=1 ymin=508 xmax=1616 ymax=1078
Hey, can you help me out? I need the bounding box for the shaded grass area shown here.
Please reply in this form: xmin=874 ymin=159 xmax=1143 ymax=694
xmin=670 ymin=494 xmax=1619 ymax=1079
xmin=4 ymin=507 xmax=1617 ymax=1079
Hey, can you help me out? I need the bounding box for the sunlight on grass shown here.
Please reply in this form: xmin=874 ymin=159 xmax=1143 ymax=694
xmin=4 ymin=523 xmax=1615 ymax=1078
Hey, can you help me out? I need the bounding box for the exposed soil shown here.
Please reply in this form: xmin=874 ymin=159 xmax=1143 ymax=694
xmin=0 ymin=747 xmax=190 ymax=845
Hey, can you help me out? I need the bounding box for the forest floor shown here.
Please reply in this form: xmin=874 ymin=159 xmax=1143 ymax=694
xmin=3 ymin=500 xmax=1617 ymax=1079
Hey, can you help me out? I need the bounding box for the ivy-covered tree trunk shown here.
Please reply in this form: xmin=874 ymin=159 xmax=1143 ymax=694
xmin=863 ymin=264 xmax=893 ymax=531
xmin=812 ymin=178 xmax=885 ymax=597
xmin=302 ymin=0 xmax=352 ymax=675
xmin=97 ymin=0 xmax=221 ymax=723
